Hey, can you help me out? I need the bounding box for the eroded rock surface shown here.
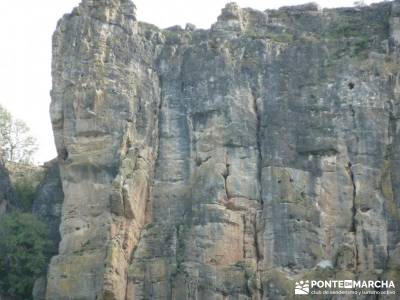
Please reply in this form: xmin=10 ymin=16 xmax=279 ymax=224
xmin=32 ymin=159 xmax=64 ymax=251
xmin=47 ymin=0 xmax=400 ymax=299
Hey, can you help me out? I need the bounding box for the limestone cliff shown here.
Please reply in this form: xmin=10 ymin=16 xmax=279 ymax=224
xmin=47 ymin=0 xmax=400 ymax=299
xmin=32 ymin=159 xmax=64 ymax=251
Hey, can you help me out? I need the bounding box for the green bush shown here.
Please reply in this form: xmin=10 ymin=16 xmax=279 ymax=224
xmin=14 ymin=179 xmax=36 ymax=212
xmin=0 ymin=212 xmax=53 ymax=299
xmin=164 ymin=31 xmax=181 ymax=44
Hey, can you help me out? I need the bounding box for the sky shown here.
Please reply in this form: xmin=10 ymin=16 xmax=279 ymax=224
xmin=0 ymin=0 xmax=384 ymax=164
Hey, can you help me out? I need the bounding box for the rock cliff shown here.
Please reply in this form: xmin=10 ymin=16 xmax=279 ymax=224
xmin=47 ymin=0 xmax=400 ymax=299
xmin=32 ymin=159 xmax=64 ymax=251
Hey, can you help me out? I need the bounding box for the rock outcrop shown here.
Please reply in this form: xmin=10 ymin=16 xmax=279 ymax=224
xmin=47 ymin=0 xmax=400 ymax=299
xmin=32 ymin=159 xmax=64 ymax=251
xmin=31 ymin=160 xmax=65 ymax=300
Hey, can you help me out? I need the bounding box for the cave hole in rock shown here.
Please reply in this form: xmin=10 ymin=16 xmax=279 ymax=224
xmin=361 ymin=207 xmax=371 ymax=213
xmin=59 ymin=148 xmax=69 ymax=161
xmin=348 ymin=82 xmax=355 ymax=89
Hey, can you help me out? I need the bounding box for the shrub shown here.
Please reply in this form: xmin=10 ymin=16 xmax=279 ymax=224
xmin=14 ymin=179 xmax=36 ymax=212
xmin=164 ymin=30 xmax=181 ymax=44
xmin=0 ymin=212 xmax=53 ymax=299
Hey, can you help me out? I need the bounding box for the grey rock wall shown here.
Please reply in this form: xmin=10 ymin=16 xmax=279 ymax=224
xmin=31 ymin=159 xmax=65 ymax=300
xmin=32 ymin=159 xmax=64 ymax=251
xmin=47 ymin=0 xmax=400 ymax=299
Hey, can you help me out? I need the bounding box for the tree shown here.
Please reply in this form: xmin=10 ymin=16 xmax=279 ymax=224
xmin=0 ymin=105 xmax=38 ymax=163
xmin=0 ymin=212 xmax=53 ymax=299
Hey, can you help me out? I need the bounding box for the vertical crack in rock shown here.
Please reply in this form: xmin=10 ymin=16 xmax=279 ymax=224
xmin=155 ymin=76 xmax=164 ymax=173
xmin=241 ymin=214 xmax=247 ymax=258
xmin=348 ymin=161 xmax=359 ymax=271
xmin=253 ymin=211 xmax=263 ymax=298
xmin=251 ymin=88 xmax=264 ymax=298
xmin=348 ymin=162 xmax=357 ymax=233
xmin=253 ymin=94 xmax=263 ymax=207
xmin=223 ymin=157 xmax=230 ymax=200
xmin=124 ymin=268 xmax=129 ymax=300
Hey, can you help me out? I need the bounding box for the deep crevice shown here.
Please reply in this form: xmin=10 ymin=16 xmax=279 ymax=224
xmin=222 ymin=157 xmax=231 ymax=200
xmin=253 ymin=95 xmax=263 ymax=207
xmin=251 ymin=88 xmax=264 ymax=299
xmin=348 ymin=162 xmax=357 ymax=233
xmin=348 ymin=161 xmax=359 ymax=271
xmin=154 ymin=75 xmax=164 ymax=173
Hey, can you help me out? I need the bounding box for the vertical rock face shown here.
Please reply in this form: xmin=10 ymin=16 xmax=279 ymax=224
xmin=31 ymin=160 xmax=64 ymax=300
xmin=48 ymin=0 xmax=400 ymax=299
xmin=48 ymin=0 xmax=161 ymax=298
xmin=32 ymin=159 xmax=64 ymax=251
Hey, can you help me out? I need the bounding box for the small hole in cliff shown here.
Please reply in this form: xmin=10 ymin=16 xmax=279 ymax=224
xmin=195 ymin=157 xmax=202 ymax=166
xmin=59 ymin=148 xmax=69 ymax=161
xmin=287 ymin=262 xmax=296 ymax=269
xmin=75 ymin=227 xmax=80 ymax=231
xmin=278 ymin=179 xmax=282 ymax=183
xmin=361 ymin=207 xmax=371 ymax=213
xmin=348 ymin=82 xmax=355 ymax=90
